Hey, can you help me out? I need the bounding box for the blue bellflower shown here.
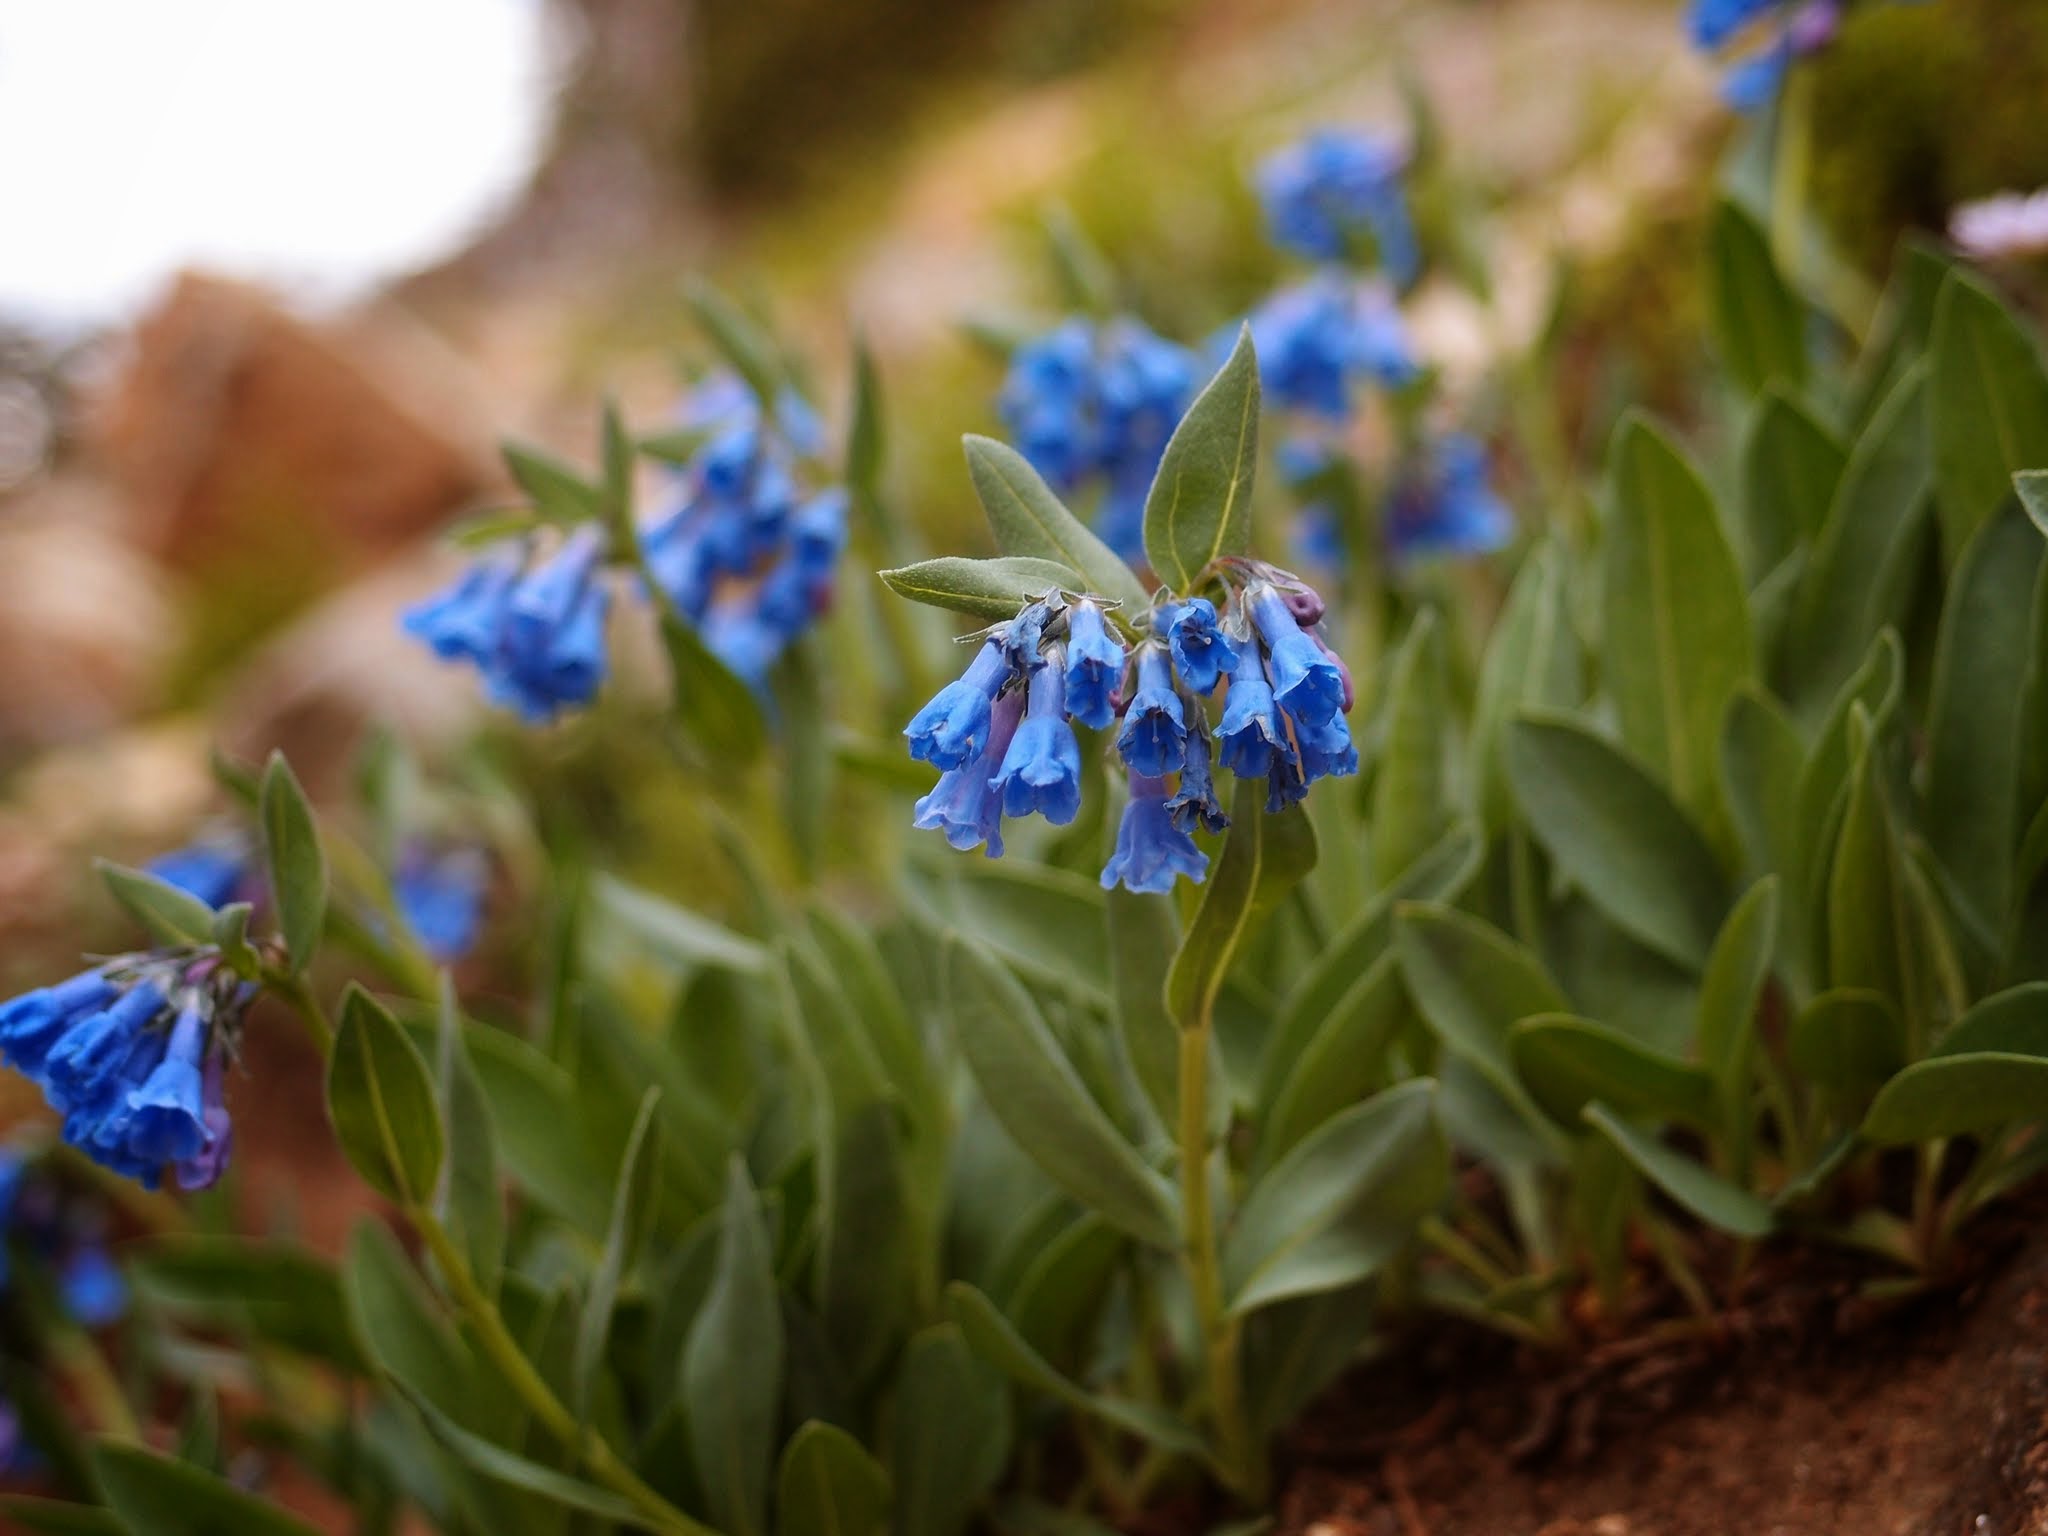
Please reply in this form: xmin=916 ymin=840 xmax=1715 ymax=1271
xmin=1245 ymin=274 xmax=1419 ymax=420
xmin=914 ymin=690 xmax=1025 ymax=858
xmin=1389 ymin=433 xmax=1513 ymax=561
xmin=395 ymin=846 xmax=489 ymax=963
xmin=994 ymin=663 xmax=1084 ymax=825
xmin=1257 ymin=130 xmax=1420 ymax=287
xmin=1116 ymin=645 xmax=1188 ymax=777
xmin=1102 ymin=771 xmax=1210 ymax=894
xmin=1165 ymin=726 xmax=1230 ymax=834
xmin=1218 ymin=644 xmax=1292 ymax=779
xmin=1063 ymin=600 xmax=1128 ymax=730
xmin=1689 ymin=0 xmax=1848 ymax=111
xmin=1248 ymin=585 xmax=1346 ymax=727
xmin=906 ymin=638 xmax=1010 ymax=770
xmin=1160 ymin=597 xmax=1238 ymax=696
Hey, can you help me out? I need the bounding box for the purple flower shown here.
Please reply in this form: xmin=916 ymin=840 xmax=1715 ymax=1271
xmin=1101 ymin=772 xmax=1209 ymax=894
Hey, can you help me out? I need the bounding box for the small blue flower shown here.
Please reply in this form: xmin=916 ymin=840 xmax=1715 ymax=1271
xmin=1389 ymin=433 xmax=1513 ymax=561
xmin=1101 ymin=772 xmax=1209 ymax=894
xmin=993 ymin=664 xmax=1083 ymax=825
xmin=1217 ymin=646 xmax=1292 ymax=779
xmin=110 ymin=1005 xmax=210 ymax=1168
xmin=146 ymin=841 xmax=249 ymax=910
xmin=1688 ymin=0 xmax=1778 ymax=47
xmin=905 ymin=638 xmax=1011 ymax=770
xmin=0 ymin=970 xmax=118 ymax=1079
xmin=1165 ymin=727 xmax=1230 ymax=835
xmin=403 ymin=556 xmax=518 ymax=666
xmin=395 ymin=847 xmax=488 ymax=964
xmin=1295 ymin=708 xmax=1360 ymax=786
xmin=1116 ymin=645 xmax=1188 ymax=777
xmin=1257 ymin=130 xmax=1419 ymax=286
xmin=913 ymin=691 xmax=1024 ymax=858
xmin=1248 ymin=585 xmax=1345 ymax=728
xmin=44 ymin=981 xmax=169 ymax=1114
xmin=1245 ymin=274 xmax=1419 ymax=420
xmin=1064 ymin=600 xmax=1128 ymax=730
xmin=999 ymin=320 xmax=1099 ymax=488
xmin=1161 ymin=597 xmax=1238 ymax=696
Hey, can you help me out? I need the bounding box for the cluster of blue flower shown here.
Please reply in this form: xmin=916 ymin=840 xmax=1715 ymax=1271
xmin=0 ymin=1147 xmax=127 ymax=1476
xmin=0 ymin=959 xmax=240 ymax=1192
xmin=997 ymin=320 xmax=1198 ymax=562
xmin=406 ymin=372 xmax=848 ymax=717
xmin=1257 ymin=129 xmax=1421 ymax=285
xmin=1689 ymin=0 xmax=1845 ymax=108
xmin=640 ymin=375 xmax=849 ymax=691
xmin=905 ymin=568 xmax=1354 ymax=893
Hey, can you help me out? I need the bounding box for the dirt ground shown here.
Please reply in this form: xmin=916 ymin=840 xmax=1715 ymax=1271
xmin=1266 ymin=1223 xmax=2048 ymax=1536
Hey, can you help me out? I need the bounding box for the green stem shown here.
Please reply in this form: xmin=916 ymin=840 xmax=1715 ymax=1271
xmin=414 ymin=1216 xmax=712 ymax=1536
xmin=1176 ymin=1025 xmax=1260 ymax=1503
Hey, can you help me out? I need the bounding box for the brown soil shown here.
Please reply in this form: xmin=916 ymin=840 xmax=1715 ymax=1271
xmin=1269 ymin=1224 xmax=2048 ymax=1536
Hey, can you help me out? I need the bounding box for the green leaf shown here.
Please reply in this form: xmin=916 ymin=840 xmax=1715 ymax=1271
xmin=1222 ymin=1080 xmax=1447 ymax=1314
xmin=944 ymin=1283 xmax=1204 ymax=1455
xmin=684 ymin=1158 xmax=783 ymax=1536
xmin=1509 ymin=1015 xmax=1716 ymax=1130
xmin=1863 ymin=1052 xmax=2048 ymax=1144
xmin=574 ymin=1087 xmax=662 ymax=1417
xmin=878 ymin=556 xmax=1083 ymax=622
xmin=907 ymin=859 xmax=1111 ymax=1006
xmin=656 ymin=606 xmax=768 ymax=763
xmin=1783 ymin=365 xmax=1931 ymax=723
xmin=258 ymin=752 xmax=326 ymax=971
xmin=1394 ymin=903 xmax=1569 ymax=1160
xmin=1925 ymin=504 xmax=2044 ymax=936
xmin=962 ymin=436 xmax=1149 ymax=615
xmin=1042 ymin=206 xmax=1117 ymax=315
xmin=1504 ymin=714 xmax=1728 ymax=970
xmin=1929 ymin=270 xmax=2048 ymax=566
xmin=1787 ymin=989 xmax=1903 ymax=1090
xmin=129 ymin=1237 xmax=365 ymax=1372
xmin=1107 ymin=887 xmax=1179 ymax=1134
xmin=941 ymin=938 xmax=1178 ymax=1249
xmin=589 ymin=874 xmax=769 ymax=974
xmin=1739 ymin=390 xmax=1844 ymax=583
xmin=433 ymin=975 xmax=504 ymax=1303
xmin=1583 ymin=1105 xmax=1773 ymax=1238
xmin=1694 ymin=877 xmax=1780 ymax=1103
xmin=1601 ymin=414 xmax=1754 ymax=822
xmin=1706 ymin=200 xmax=1806 ymax=397
xmin=327 ymin=984 xmax=444 ymax=1207
xmin=1932 ymin=983 xmax=2048 ymax=1057
xmin=1826 ymin=716 xmax=1906 ymax=1006
xmin=92 ymin=1442 xmax=321 ymax=1536
xmin=847 ymin=336 xmax=890 ymax=511
xmin=1720 ymin=687 xmax=1803 ymax=889
xmin=1263 ymin=954 xmax=1408 ymax=1168
xmin=1142 ymin=324 xmax=1260 ymax=594
xmin=502 ymin=442 xmax=603 ymax=521
xmin=0 ymin=1497 xmax=125 ymax=1536
xmin=2019 ymin=469 xmax=2048 ymax=537
xmin=778 ymin=1422 xmax=891 ymax=1536
xmin=686 ymin=277 xmax=784 ymax=405
xmin=1370 ymin=609 xmax=1451 ymax=885
xmin=1263 ymin=823 xmax=1480 ymax=1107
xmin=888 ymin=1324 xmax=1011 ymax=1536
xmin=94 ymin=861 xmax=217 ymax=948
xmin=343 ymin=1221 xmax=476 ymax=1424
xmin=1470 ymin=540 xmax=1582 ymax=831
xmin=1167 ymin=777 xmax=1316 ymax=1030
xmin=1846 ymin=235 xmax=1950 ymax=430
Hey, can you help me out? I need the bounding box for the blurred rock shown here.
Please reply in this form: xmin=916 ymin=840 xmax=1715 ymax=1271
xmin=96 ymin=272 xmax=498 ymax=574
xmin=0 ymin=477 xmax=180 ymax=750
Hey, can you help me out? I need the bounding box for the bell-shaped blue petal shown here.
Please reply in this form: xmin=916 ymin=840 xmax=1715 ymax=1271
xmin=913 ymin=692 xmax=1023 ymax=857
xmin=1101 ymin=773 xmax=1209 ymax=894
xmin=1164 ymin=597 xmax=1238 ymax=696
xmin=44 ymin=982 xmax=168 ymax=1114
xmin=396 ymin=847 xmax=488 ymax=964
xmin=1296 ymin=708 xmax=1360 ymax=785
xmin=175 ymin=1054 xmax=234 ymax=1193
xmin=994 ymin=665 xmax=1083 ymax=824
xmin=1249 ymin=586 xmax=1345 ymax=728
xmin=0 ymin=971 xmax=117 ymax=1077
xmin=1116 ymin=646 xmax=1187 ymax=777
xmin=1063 ymin=601 xmax=1127 ymax=730
xmin=905 ymin=639 xmax=1011 ymax=769
xmin=1256 ymin=130 xmax=1418 ymax=286
xmin=402 ymin=557 xmax=517 ymax=665
xmin=1218 ymin=647 xmax=1292 ymax=779
xmin=1165 ymin=729 xmax=1230 ymax=835
xmin=118 ymin=1007 xmax=211 ymax=1166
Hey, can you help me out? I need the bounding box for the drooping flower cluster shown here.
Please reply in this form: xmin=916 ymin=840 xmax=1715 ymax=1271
xmin=406 ymin=372 xmax=848 ymax=716
xmin=997 ymin=318 xmax=1198 ymax=562
xmin=403 ymin=525 xmax=613 ymax=722
xmin=0 ymin=956 xmax=244 ymax=1191
xmin=1247 ymin=129 xmax=1513 ymax=569
xmin=903 ymin=568 xmax=1355 ymax=894
xmin=639 ymin=373 xmax=849 ymax=691
xmin=0 ymin=1146 xmax=128 ymax=1475
xmin=1256 ymin=130 xmax=1420 ymax=289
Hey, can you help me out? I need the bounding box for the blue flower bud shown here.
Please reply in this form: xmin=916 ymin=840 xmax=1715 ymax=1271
xmin=1064 ymin=601 xmax=1127 ymax=730
xmin=1165 ymin=727 xmax=1230 ymax=835
xmin=905 ymin=638 xmax=1010 ymax=770
xmin=1101 ymin=772 xmax=1209 ymax=894
xmin=1248 ymin=585 xmax=1346 ymax=728
xmin=914 ymin=690 xmax=1024 ymax=858
xmin=1162 ymin=597 xmax=1239 ymax=696
xmin=994 ymin=664 xmax=1084 ymax=825
xmin=1116 ymin=645 xmax=1188 ymax=778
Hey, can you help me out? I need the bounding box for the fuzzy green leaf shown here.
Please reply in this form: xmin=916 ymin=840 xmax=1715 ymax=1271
xmin=1143 ymin=324 xmax=1260 ymax=594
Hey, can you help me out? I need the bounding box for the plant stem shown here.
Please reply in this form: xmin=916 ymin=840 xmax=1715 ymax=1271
xmin=1176 ymin=1024 xmax=1260 ymax=1502
xmin=414 ymin=1216 xmax=713 ymax=1536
